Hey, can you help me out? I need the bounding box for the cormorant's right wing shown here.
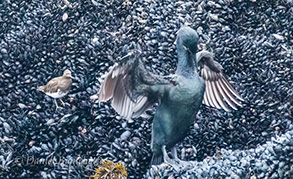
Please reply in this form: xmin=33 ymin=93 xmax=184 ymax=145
xmin=98 ymin=44 xmax=172 ymax=120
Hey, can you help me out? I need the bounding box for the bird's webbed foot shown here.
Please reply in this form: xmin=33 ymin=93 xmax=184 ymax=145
xmin=171 ymin=147 xmax=194 ymax=169
xmin=161 ymin=145 xmax=180 ymax=171
xmin=173 ymin=159 xmax=194 ymax=170
xmin=161 ymin=146 xmax=194 ymax=171
xmin=162 ymin=145 xmax=194 ymax=171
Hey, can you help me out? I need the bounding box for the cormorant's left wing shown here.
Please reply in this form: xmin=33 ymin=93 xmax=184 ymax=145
xmin=197 ymin=50 xmax=244 ymax=111
xmin=98 ymin=43 xmax=172 ymax=120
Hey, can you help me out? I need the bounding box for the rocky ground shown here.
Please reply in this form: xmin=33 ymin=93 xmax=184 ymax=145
xmin=0 ymin=0 xmax=292 ymax=178
xmin=146 ymin=130 xmax=293 ymax=178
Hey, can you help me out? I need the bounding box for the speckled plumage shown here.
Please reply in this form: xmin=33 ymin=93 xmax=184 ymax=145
xmin=38 ymin=69 xmax=72 ymax=110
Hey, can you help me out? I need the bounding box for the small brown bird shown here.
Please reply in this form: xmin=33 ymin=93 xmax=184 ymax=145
xmin=38 ymin=69 xmax=72 ymax=110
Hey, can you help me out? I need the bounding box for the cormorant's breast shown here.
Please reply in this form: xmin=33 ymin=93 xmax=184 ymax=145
xmin=152 ymin=74 xmax=205 ymax=147
xmin=168 ymin=75 xmax=204 ymax=110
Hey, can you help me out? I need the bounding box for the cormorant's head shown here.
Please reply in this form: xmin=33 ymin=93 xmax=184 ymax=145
xmin=176 ymin=26 xmax=199 ymax=54
xmin=196 ymin=50 xmax=214 ymax=64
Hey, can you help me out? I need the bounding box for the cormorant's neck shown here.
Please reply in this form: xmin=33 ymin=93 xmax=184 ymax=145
xmin=175 ymin=48 xmax=197 ymax=77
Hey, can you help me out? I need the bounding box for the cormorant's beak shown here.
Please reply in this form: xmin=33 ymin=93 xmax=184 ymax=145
xmin=196 ymin=51 xmax=202 ymax=63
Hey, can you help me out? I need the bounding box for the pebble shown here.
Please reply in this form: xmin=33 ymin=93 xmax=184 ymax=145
xmin=18 ymin=103 xmax=27 ymax=109
xmin=62 ymin=13 xmax=68 ymax=22
xmin=3 ymin=122 xmax=11 ymax=134
xmin=146 ymin=131 xmax=293 ymax=178
xmin=272 ymin=34 xmax=284 ymax=40
xmin=120 ymin=131 xmax=131 ymax=141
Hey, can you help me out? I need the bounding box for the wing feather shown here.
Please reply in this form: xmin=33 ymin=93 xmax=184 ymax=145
xmin=132 ymin=96 xmax=148 ymax=112
xmin=133 ymin=100 xmax=153 ymax=118
xmin=211 ymin=80 xmax=229 ymax=111
xmin=207 ymin=70 xmax=221 ymax=109
xmin=216 ymin=79 xmax=238 ymax=110
xmin=221 ymin=74 xmax=244 ymax=101
xmin=206 ymin=81 xmax=215 ymax=108
xmin=203 ymin=90 xmax=209 ymax=106
xmin=198 ymin=50 xmax=244 ymax=111
xmin=219 ymin=78 xmax=242 ymax=107
xmin=209 ymin=81 xmax=221 ymax=109
xmin=98 ymin=44 xmax=170 ymax=120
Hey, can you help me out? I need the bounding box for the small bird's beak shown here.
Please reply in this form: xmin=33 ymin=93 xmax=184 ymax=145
xmin=183 ymin=45 xmax=188 ymax=51
xmin=70 ymin=75 xmax=76 ymax=80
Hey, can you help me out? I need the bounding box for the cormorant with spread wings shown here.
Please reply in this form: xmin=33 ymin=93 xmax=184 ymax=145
xmin=98 ymin=26 xmax=244 ymax=166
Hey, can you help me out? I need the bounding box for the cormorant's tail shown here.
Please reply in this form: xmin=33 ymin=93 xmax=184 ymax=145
xmin=151 ymin=153 xmax=163 ymax=165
